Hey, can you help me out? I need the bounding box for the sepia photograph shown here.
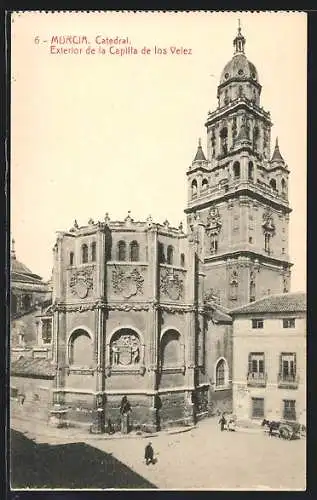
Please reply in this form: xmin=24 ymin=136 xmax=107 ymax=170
xmin=9 ymin=10 xmax=306 ymax=490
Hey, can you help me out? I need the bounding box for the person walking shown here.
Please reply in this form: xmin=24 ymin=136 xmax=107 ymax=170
xmin=144 ymin=441 xmax=155 ymax=465
xmin=219 ymin=412 xmax=226 ymax=432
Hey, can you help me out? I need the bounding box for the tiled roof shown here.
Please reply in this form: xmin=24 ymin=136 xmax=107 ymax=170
xmin=11 ymin=271 xmax=45 ymax=285
xmin=271 ymin=137 xmax=285 ymax=163
xmin=205 ymin=303 xmax=232 ymax=324
xmin=212 ymin=307 xmax=232 ymax=324
xmin=193 ymin=139 xmax=207 ymax=162
xmin=11 ymin=357 xmax=56 ymax=378
xmin=230 ymin=292 xmax=306 ymax=315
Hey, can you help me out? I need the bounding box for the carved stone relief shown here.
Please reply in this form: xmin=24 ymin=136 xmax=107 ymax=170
xmin=69 ymin=267 xmax=94 ymax=299
xmin=203 ymin=288 xmax=220 ymax=304
xmin=112 ymin=267 xmax=144 ymax=299
xmin=206 ymin=207 xmax=222 ymax=233
xmin=160 ymin=271 xmax=184 ymax=301
xmin=229 ymin=269 xmax=239 ymax=300
xmin=262 ymin=208 xmax=276 ymax=234
xmin=110 ymin=331 xmax=141 ymax=367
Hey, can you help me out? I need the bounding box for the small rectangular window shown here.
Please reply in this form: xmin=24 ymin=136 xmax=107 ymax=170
xmin=251 ymin=397 xmax=264 ymax=418
xmin=283 ymin=318 xmax=295 ymax=328
xmin=252 ymin=318 xmax=264 ymax=329
xmin=283 ymin=399 xmax=296 ymax=420
xmin=11 ymin=387 xmax=18 ymax=398
xmin=42 ymin=319 xmax=52 ymax=344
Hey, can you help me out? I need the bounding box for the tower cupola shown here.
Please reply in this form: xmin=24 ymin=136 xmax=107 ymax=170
xmin=218 ymin=22 xmax=261 ymax=108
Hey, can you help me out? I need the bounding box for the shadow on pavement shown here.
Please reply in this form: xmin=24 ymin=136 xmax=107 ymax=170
xmin=10 ymin=429 xmax=157 ymax=489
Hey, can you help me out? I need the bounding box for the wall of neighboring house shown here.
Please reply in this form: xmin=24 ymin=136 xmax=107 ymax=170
xmin=205 ymin=320 xmax=233 ymax=415
xmin=232 ymin=312 xmax=306 ymax=424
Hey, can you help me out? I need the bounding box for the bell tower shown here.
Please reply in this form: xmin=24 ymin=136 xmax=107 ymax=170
xmin=185 ymin=24 xmax=292 ymax=308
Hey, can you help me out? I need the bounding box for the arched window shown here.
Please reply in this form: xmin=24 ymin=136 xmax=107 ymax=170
xmin=224 ymin=88 xmax=230 ymax=105
xmin=180 ymin=253 xmax=185 ymax=267
xmin=264 ymin=233 xmax=271 ymax=254
xmin=250 ymin=281 xmax=256 ymax=302
xmin=220 ymin=127 xmax=228 ymax=155
xmin=233 ymin=161 xmax=240 ymax=179
xmin=248 ymin=161 xmax=254 ymax=181
xmin=161 ymin=330 xmax=182 ymax=368
xmin=117 ymin=241 xmax=126 ymax=261
xmin=281 ymin=178 xmax=287 ymax=196
xmin=230 ymin=271 xmax=238 ymax=300
xmin=68 ymin=329 xmax=93 ymax=367
xmin=42 ymin=319 xmax=52 ymax=344
xmin=269 ymin=178 xmax=277 ymax=190
xmin=215 ymin=358 xmax=228 ymax=387
xmin=69 ymin=251 xmax=74 ymax=266
xmin=210 ymin=234 xmax=218 ymax=254
xmin=22 ymin=295 xmax=31 ymax=311
xmin=81 ymin=244 xmax=88 ymax=264
xmin=191 ymin=179 xmax=198 ymax=197
xmin=202 ymin=178 xmax=209 ymax=190
xmin=253 ymin=127 xmax=259 ymax=150
xmin=91 ymin=242 xmax=96 ymax=262
xmin=167 ymin=245 xmax=174 ymax=265
xmin=158 ymin=242 xmax=165 ymax=263
xmin=110 ymin=328 xmax=141 ymax=367
xmin=130 ymin=240 xmax=139 ymax=261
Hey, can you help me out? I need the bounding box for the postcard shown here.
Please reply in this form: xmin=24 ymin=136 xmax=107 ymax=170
xmin=10 ymin=11 xmax=306 ymax=490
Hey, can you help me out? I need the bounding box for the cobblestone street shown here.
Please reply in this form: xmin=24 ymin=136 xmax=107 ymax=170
xmin=11 ymin=417 xmax=306 ymax=490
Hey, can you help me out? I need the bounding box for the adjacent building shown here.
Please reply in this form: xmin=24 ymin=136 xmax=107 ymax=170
xmin=231 ymin=293 xmax=306 ymax=425
xmin=11 ymin=239 xmax=52 ymax=361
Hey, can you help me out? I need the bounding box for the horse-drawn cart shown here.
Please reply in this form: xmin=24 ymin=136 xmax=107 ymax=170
xmin=261 ymin=419 xmax=301 ymax=440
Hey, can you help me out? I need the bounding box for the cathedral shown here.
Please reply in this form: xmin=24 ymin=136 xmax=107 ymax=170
xmin=11 ymin=26 xmax=293 ymax=433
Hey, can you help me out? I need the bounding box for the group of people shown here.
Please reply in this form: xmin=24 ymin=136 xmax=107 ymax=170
xmin=218 ymin=412 xmax=236 ymax=432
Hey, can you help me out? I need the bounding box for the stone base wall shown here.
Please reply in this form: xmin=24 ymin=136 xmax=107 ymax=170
xmin=10 ymin=375 xmax=54 ymax=422
xmin=209 ymin=387 xmax=233 ymax=415
xmin=105 ymin=394 xmax=155 ymax=432
xmin=158 ymin=391 xmax=191 ymax=428
xmin=63 ymin=392 xmax=95 ymax=426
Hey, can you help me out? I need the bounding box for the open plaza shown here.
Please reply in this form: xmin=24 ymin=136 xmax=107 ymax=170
xmin=11 ymin=415 xmax=305 ymax=490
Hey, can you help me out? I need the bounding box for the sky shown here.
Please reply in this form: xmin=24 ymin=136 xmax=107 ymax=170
xmin=11 ymin=11 xmax=307 ymax=291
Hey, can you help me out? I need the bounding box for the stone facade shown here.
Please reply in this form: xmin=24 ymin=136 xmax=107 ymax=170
xmin=185 ymin=26 xmax=292 ymax=308
xmin=48 ymin=215 xmax=214 ymax=431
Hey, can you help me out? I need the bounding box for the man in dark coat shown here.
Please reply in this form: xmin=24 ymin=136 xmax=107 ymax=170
xmin=219 ymin=412 xmax=226 ymax=431
xmin=120 ymin=395 xmax=132 ymax=434
xmin=144 ymin=442 xmax=155 ymax=465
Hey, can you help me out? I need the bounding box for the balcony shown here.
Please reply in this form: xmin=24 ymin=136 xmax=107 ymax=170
xmin=278 ymin=373 xmax=299 ymax=389
xmin=247 ymin=372 xmax=267 ymax=387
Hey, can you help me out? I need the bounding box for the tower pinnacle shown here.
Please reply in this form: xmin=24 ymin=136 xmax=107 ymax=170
xmin=193 ymin=138 xmax=207 ymax=162
xmin=271 ymin=137 xmax=285 ymax=163
xmin=233 ymin=21 xmax=246 ymax=55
